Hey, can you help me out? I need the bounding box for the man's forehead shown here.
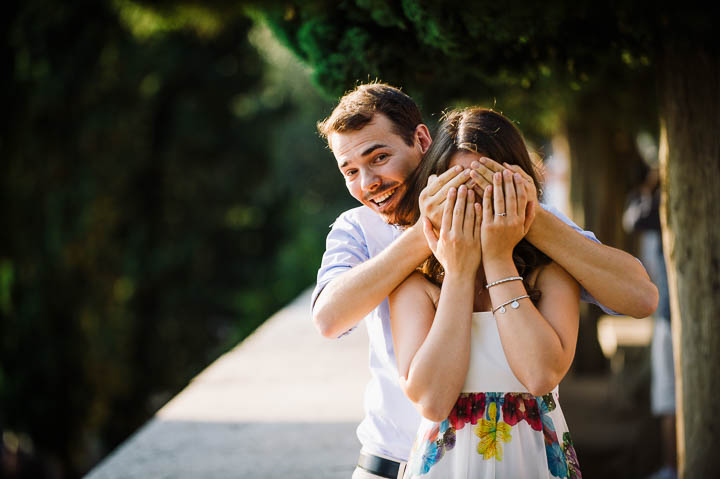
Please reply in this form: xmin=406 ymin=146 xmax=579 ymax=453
xmin=330 ymin=117 xmax=403 ymax=163
xmin=331 ymin=134 xmax=393 ymax=167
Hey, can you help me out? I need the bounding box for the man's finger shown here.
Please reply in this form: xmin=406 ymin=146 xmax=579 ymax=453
xmin=477 ymin=157 xmax=504 ymax=173
xmin=524 ymin=200 xmax=536 ymax=234
xmin=470 ymin=160 xmax=497 ymax=186
xmin=424 ymin=165 xmax=463 ymax=197
xmin=504 ymin=163 xmax=532 ymax=182
xmin=422 ymin=217 xmax=439 ymax=253
xmin=469 ymin=169 xmax=491 ymax=197
xmin=431 ymin=168 xmax=471 ymax=202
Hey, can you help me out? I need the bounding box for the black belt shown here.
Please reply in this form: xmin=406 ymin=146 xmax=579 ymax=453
xmin=357 ymin=452 xmax=402 ymax=478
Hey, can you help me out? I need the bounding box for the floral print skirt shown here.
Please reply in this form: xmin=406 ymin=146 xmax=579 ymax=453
xmin=404 ymin=390 xmax=581 ymax=479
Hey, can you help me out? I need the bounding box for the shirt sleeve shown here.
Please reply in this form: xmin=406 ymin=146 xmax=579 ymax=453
xmin=310 ymin=211 xmax=370 ymax=335
xmin=541 ymin=204 xmax=620 ymax=316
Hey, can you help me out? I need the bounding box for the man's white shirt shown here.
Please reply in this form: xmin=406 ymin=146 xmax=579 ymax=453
xmin=311 ymin=204 xmax=613 ymax=462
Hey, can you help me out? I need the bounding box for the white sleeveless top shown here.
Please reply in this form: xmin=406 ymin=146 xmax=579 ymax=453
xmin=461 ymin=312 xmax=530 ymax=393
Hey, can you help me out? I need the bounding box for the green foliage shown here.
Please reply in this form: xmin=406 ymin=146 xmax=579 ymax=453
xmin=1 ymin=0 xmax=344 ymax=476
xmin=258 ymin=1 xmax=710 ymax=135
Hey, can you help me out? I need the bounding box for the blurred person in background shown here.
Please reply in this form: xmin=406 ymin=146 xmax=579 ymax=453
xmin=623 ymin=166 xmax=677 ymax=479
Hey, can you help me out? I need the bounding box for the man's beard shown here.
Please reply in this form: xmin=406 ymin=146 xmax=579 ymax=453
xmin=365 ymin=183 xmax=406 ymax=224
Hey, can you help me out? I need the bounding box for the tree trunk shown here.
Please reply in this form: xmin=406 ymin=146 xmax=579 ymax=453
xmin=658 ymin=38 xmax=720 ymax=478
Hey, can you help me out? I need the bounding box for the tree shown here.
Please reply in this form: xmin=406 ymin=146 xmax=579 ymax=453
xmin=1 ymin=0 xmax=340 ymax=476
xmin=255 ymin=1 xmax=719 ymax=476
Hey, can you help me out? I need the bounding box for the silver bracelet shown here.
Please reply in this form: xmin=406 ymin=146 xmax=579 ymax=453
xmin=492 ymin=295 xmax=531 ymax=314
xmin=485 ymin=276 xmax=523 ymax=289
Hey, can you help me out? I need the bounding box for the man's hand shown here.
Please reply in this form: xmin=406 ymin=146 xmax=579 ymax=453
xmin=418 ymin=165 xmax=470 ymax=229
xmin=469 ymin=157 xmax=504 ymax=197
xmin=470 ymin=157 xmax=538 ymax=231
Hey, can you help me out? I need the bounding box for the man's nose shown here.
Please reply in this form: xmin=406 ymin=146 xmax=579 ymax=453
xmin=360 ymin=170 xmax=381 ymax=191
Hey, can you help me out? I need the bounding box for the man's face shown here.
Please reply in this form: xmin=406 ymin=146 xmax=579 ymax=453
xmin=329 ymin=114 xmax=423 ymax=222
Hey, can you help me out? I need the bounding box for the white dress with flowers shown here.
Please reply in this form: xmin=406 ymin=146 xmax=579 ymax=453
xmin=404 ymin=312 xmax=581 ymax=479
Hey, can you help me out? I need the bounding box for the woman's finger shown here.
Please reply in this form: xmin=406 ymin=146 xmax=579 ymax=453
xmin=474 ymin=202 xmax=482 ymax=240
xmin=482 ymin=185 xmax=493 ymax=225
xmin=452 ymin=185 xmax=467 ymax=232
xmin=503 ymin=170 xmax=518 ymax=220
xmin=463 ymin=188 xmax=475 ymax=234
xmin=492 ymin=172 xmax=505 ymax=219
xmin=515 ymin=173 xmax=527 ymax=220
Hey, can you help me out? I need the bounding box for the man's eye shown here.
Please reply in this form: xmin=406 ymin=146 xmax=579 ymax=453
xmin=345 ymin=169 xmax=357 ymax=177
xmin=374 ymin=154 xmax=388 ymax=163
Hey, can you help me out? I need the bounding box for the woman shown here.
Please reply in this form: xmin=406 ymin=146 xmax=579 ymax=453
xmin=389 ymin=108 xmax=582 ymax=478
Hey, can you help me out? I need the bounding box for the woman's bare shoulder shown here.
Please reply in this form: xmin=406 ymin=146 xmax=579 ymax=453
xmin=393 ymin=271 xmax=440 ymax=308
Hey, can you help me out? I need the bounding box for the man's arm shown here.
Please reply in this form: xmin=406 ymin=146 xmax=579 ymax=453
xmin=314 ymin=167 xmax=470 ymax=339
xmin=495 ymin=161 xmax=658 ymax=318
xmin=313 ymin=223 xmax=430 ymax=338
xmin=525 ymin=207 xmax=658 ymax=318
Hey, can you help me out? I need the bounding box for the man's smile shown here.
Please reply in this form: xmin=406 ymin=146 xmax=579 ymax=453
xmin=369 ymin=185 xmax=400 ymax=207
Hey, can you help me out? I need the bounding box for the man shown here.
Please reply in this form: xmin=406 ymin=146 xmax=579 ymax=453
xmin=312 ymin=83 xmax=658 ymax=479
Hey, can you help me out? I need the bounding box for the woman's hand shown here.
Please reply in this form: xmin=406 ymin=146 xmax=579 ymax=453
xmin=422 ymin=184 xmax=482 ymax=276
xmin=481 ymin=170 xmax=534 ymax=261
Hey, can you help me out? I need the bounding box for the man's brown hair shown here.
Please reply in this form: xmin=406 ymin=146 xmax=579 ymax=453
xmin=317 ymin=82 xmax=423 ymax=147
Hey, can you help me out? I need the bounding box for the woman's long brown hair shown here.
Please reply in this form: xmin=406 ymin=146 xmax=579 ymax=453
xmin=394 ymin=108 xmax=550 ymax=298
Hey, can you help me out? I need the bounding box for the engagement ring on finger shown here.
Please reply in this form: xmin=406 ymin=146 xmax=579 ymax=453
xmin=495 ymin=212 xmax=507 ymax=216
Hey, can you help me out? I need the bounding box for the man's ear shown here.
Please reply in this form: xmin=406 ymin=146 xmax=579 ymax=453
xmin=415 ymin=124 xmax=432 ymax=154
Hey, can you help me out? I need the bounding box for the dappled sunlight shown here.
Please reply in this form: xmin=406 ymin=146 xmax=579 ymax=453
xmin=597 ymin=315 xmax=653 ymax=359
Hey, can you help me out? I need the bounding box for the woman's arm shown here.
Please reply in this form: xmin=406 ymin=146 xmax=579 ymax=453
xmin=484 ymin=259 xmax=580 ymax=395
xmin=390 ymin=184 xmax=482 ymax=422
xmin=389 ymin=272 xmax=474 ymax=422
xmin=481 ymin=170 xmax=580 ymax=396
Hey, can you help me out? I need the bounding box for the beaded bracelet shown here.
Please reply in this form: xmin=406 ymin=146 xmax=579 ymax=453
xmin=485 ymin=276 xmax=523 ymax=289
xmin=492 ymin=294 xmax=531 ymax=314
